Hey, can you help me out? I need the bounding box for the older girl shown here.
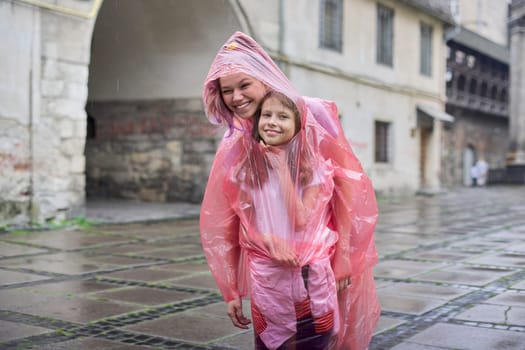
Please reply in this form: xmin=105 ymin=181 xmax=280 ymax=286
xmin=200 ymin=32 xmax=379 ymax=350
xmin=234 ymin=90 xmax=338 ymax=349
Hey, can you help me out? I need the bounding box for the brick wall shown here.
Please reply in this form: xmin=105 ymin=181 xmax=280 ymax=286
xmin=85 ymin=98 xmax=219 ymax=203
xmin=442 ymin=106 xmax=509 ymax=186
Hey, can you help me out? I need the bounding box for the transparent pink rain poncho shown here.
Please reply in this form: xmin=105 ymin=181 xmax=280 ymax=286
xmin=200 ymin=32 xmax=380 ymax=350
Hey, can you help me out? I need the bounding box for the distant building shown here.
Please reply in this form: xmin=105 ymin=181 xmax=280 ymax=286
xmin=443 ymin=27 xmax=510 ymax=186
xmin=441 ymin=0 xmax=525 ymax=186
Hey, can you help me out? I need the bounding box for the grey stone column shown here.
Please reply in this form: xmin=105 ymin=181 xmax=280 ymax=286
xmin=507 ymin=0 xmax=525 ymax=183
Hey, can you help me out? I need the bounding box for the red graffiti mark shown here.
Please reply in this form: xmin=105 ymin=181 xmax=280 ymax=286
xmin=0 ymin=153 xmax=31 ymax=172
xmin=348 ymin=139 xmax=368 ymax=149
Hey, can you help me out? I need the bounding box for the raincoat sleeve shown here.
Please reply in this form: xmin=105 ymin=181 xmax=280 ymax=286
xmin=306 ymin=97 xmax=380 ymax=350
xmin=200 ymin=134 xmax=244 ymax=303
xmin=305 ymin=97 xmax=378 ymax=280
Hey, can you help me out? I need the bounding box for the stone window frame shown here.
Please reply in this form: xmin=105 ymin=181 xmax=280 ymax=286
xmin=419 ymin=21 xmax=433 ymax=76
xmin=319 ymin=0 xmax=343 ymax=52
xmin=376 ymin=3 xmax=394 ymax=67
xmin=375 ymin=120 xmax=392 ymax=163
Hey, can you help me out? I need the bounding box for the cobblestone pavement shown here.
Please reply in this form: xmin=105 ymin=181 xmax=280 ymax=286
xmin=1 ymin=186 xmax=524 ymax=350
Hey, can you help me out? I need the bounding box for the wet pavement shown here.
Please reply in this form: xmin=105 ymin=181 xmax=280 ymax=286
xmin=1 ymin=186 xmax=525 ymax=350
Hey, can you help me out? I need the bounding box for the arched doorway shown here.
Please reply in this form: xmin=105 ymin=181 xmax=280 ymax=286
xmin=85 ymin=0 xmax=242 ymax=203
xmin=463 ymin=145 xmax=476 ymax=186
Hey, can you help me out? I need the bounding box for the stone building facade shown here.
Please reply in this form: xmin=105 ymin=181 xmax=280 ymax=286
xmin=1 ymin=0 xmax=98 ymax=225
xmin=443 ymin=28 xmax=510 ymax=186
xmin=441 ymin=0 xmax=525 ymax=186
xmin=507 ymin=0 xmax=525 ymax=183
xmin=1 ymin=0 xmax=456 ymax=225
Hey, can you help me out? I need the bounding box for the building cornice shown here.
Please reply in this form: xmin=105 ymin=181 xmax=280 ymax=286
xmin=268 ymin=52 xmax=444 ymax=103
xmin=397 ymin=0 xmax=456 ymax=25
xmin=450 ymin=27 xmax=510 ymax=64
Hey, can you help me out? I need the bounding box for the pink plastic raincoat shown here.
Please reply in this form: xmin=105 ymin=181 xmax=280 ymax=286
xmin=200 ymin=32 xmax=380 ymax=350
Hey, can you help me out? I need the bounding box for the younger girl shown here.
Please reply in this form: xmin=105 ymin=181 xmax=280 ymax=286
xmin=229 ymin=91 xmax=339 ymax=349
xmin=200 ymin=31 xmax=380 ymax=350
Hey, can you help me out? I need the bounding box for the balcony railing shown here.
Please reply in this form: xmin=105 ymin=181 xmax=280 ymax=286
xmin=446 ymin=90 xmax=508 ymax=117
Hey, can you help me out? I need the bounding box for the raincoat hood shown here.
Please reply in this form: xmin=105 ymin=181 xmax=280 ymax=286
xmin=203 ymin=31 xmax=300 ymax=130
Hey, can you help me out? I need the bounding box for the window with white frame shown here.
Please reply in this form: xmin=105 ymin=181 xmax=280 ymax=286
xmin=319 ymin=0 xmax=343 ymax=52
xmin=420 ymin=22 xmax=433 ymax=76
xmin=375 ymin=121 xmax=391 ymax=163
xmin=376 ymin=3 xmax=394 ymax=66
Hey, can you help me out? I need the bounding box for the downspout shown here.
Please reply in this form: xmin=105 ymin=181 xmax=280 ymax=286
xmin=445 ymin=0 xmax=461 ymax=42
xmin=13 ymin=0 xmax=102 ymax=19
xmin=28 ymin=6 xmax=38 ymax=224
xmin=229 ymin=0 xmax=256 ymax=39
xmin=476 ymin=0 xmax=483 ymax=33
xmin=279 ymin=0 xmax=284 ymax=55
xmin=278 ymin=0 xmax=288 ymax=74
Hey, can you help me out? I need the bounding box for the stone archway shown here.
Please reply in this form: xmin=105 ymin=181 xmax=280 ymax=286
xmin=85 ymin=0 xmax=243 ymax=203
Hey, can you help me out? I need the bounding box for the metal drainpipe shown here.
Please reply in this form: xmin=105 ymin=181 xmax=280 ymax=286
xmin=278 ymin=0 xmax=288 ymax=74
xmin=279 ymin=0 xmax=284 ymax=55
xmin=445 ymin=0 xmax=461 ymax=42
xmin=28 ymin=6 xmax=36 ymax=224
xmin=13 ymin=0 xmax=102 ymax=19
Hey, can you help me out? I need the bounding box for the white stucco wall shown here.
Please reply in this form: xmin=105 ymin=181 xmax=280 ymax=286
xmin=290 ymin=66 xmax=422 ymax=192
xmin=0 ymin=2 xmax=35 ymax=224
xmin=460 ymin=0 xmax=509 ymax=46
xmin=1 ymin=0 xmax=96 ymax=224
xmin=0 ymin=2 xmax=33 ymax=123
xmin=280 ymin=0 xmax=444 ymax=96
xmin=240 ymin=0 xmax=448 ymax=193
xmin=238 ymin=0 xmax=280 ymax=50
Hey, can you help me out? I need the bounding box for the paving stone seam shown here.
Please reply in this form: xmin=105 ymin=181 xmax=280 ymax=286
xmin=95 ymin=276 xmax=216 ymax=294
xmin=0 ymin=330 xmax=76 ymax=350
xmin=0 ymin=249 xmax=57 ymax=260
xmin=378 ymin=224 xmax=519 ymax=260
xmin=0 ymin=237 xmax=62 ymax=251
xmin=0 ymin=293 xmax=224 ymax=349
xmin=0 ymin=266 xmax=70 ymax=279
xmin=371 ymin=288 xmax=499 ymax=348
xmin=375 ymin=276 xmax=480 ymax=291
xmin=0 ymin=328 xmax=208 ymax=350
xmin=448 ymin=318 xmax=525 ymax=332
xmin=393 ymin=259 xmax=519 ymax=273
xmin=371 ymin=273 xmax=525 ymax=347
xmin=0 ymin=255 xmax=208 ymax=290
xmin=372 ymin=241 xmax=525 ymax=348
xmin=0 ymin=264 xmax=173 ymax=290
xmin=0 ymin=309 xmax=79 ymax=329
xmin=382 ymin=211 xmax=513 ymax=227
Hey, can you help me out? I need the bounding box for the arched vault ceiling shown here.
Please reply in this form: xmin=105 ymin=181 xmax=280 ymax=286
xmin=89 ymin=0 xmax=241 ymax=100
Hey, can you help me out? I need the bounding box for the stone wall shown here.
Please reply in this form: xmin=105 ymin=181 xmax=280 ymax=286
xmin=85 ymin=98 xmax=218 ymax=203
xmin=0 ymin=2 xmax=34 ymax=225
xmin=1 ymin=2 xmax=95 ymax=225
xmin=0 ymin=122 xmax=32 ymax=224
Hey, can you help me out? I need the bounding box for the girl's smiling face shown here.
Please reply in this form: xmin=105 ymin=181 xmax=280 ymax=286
xmin=258 ymin=96 xmax=298 ymax=146
xmin=219 ymin=73 xmax=268 ymax=119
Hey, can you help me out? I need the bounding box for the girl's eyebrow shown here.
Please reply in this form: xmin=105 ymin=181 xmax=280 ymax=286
xmin=221 ymin=78 xmax=250 ymax=89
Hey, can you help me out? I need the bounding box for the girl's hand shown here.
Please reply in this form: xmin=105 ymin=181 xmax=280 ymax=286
xmin=337 ymin=276 xmax=351 ymax=292
xmin=262 ymin=233 xmax=299 ymax=267
xmin=227 ymin=298 xmax=251 ymax=329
